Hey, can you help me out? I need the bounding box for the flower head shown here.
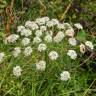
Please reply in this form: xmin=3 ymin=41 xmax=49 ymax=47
xmin=24 ymin=46 xmax=33 ymax=56
xmin=51 ymin=19 xmax=59 ymax=25
xmin=65 ymin=28 xmax=74 ymax=37
xmin=33 ymin=37 xmax=42 ymax=44
xmin=46 ymin=30 xmax=53 ymax=36
xmin=85 ymin=41 xmax=94 ymax=50
xmin=35 ymin=30 xmax=43 ymax=37
xmin=68 ymin=38 xmax=77 ymax=46
xmin=21 ymin=38 xmax=30 ymax=46
xmin=60 ymin=71 xmax=70 ymax=81
xmin=38 ymin=43 xmax=47 ymax=52
xmin=67 ymin=50 xmax=77 ymax=60
xmin=49 ymin=51 xmax=59 ymax=60
xmin=12 ymin=47 xmax=21 ymax=57
xmin=74 ymin=23 xmax=83 ymax=29
xmin=25 ymin=21 xmax=38 ymax=30
xmin=40 ymin=26 xmax=47 ymax=32
xmin=13 ymin=66 xmax=22 ymax=77
xmin=20 ymin=28 xmax=32 ymax=37
xmin=5 ymin=34 xmax=19 ymax=44
xmin=46 ymin=20 xmax=54 ymax=27
xmin=35 ymin=17 xmax=47 ymax=25
xmin=17 ymin=25 xmax=25 ymax=32
xmin=44 ymin=35 xmax=52 ymax=43
xmin=36 ymin=60 xmax=46 ymax=71
xmin=57 ymin=23 xmax=65 ymax=30
xmin=53 ymin=31 xmax=65 ymax=43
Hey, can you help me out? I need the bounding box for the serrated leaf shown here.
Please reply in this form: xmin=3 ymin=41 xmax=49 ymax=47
xmin=76 ymin=29 xmax=86 ymax=42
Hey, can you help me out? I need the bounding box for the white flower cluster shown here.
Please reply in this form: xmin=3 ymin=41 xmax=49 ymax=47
xmin=13 ymin=66 xmax=22 ymax=77
xmin=12 ymin=47 xmax=21 ymax=57
xmin=36 ymin=17 xmax=49 ymax=25
xmin=67 ymin=50 xmax=77 ymax=60
xmin=40 ymin=26 xmax=46 ymax=32
xmin=79 ymin=41 xmax=94 ymax=54
xmin=20 ymin=28 xmax=32 ymax=37
xmin=35 ymin=30 xmax=42 ymax=37
xmin=36 ymin=60 xmax=46 ymax=71
xmin=33 ymin=37 xmax=42 ymax=44
xmin=60 ymin=71 xmax=70 ymax=81
xmin=49 ymin=51 xmax=59 ymax=60
xmin=85 ymin=41 xmax=94 ymax=50
xmin=53 ymin=31 xmax=65 ymax=43
xmin=17 ymin=25 xmax=25 ymax=32
xmin=68 ymin=38 xmax=77 ymax=46
xmin=24 ymin=46 xmax=33 ymax=56
xmin=25 ymin=21 xmax=38 ymax=30
xmin=65 ymin=28 xmax=74 ymax=37
xmin=44 ymin=35 xmax=52 ymax=43
xmin=5 ymin=34 xmax=19 ymax=44
xmin=22 ymin=38 xmax=30 ymax=46
xmin=74 ymin=23 xmax=83 ymax=29
xmin=38 ymin=43 xmax=47 ymax=52
xmin=2 ymin=16 xmax=94 ymax=79
xmin=0 ymin=52 xmax=5 ymax=63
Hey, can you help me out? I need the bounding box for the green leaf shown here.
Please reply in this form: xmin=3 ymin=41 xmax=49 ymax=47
xmin=76 ymin=29 xmax=86 ymax=42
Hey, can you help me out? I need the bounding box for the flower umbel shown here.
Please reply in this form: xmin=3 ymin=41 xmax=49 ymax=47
xmin=13 ymin=66 xmax=22 ymax=77
xmin=36 ymin=60 xmax=46 ymax=71
xmin=60 ymin=71 xmax=70 ymax=81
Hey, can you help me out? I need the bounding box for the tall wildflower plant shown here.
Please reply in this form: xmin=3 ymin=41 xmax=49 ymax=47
xmin=0 ymin=17 xmax=94 ymax=95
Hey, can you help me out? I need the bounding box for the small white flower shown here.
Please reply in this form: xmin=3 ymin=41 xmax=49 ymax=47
xmin=25 ymin=21 xmax=38 ymax=30
xmin=46 ymin=30 xmax=53 ymax=36
xmin=36 ymin=60 xmax=46 ymax=71
xmin=80 ymin=44 xmax=86 ymax=54
xmin=43 ymin=16 xmax=50 ymax=22
xmin=35 ymin=30 xmax=43 ymax=37
xmin=49 ymin=51 xmax=59 ymax=60
xmin=38 ymin=43 xmax=47 ymax=52
xmin=5 ymin=34 xmax=19 ymax=44
xmin=17 ymin=25 xmax=25 ymax=32
xmin=46 ymin=20 xmax=54 ymax=27
xmin=44 ymin=35 xmax=52 ymax=43
xmin=68 ymin=38 xmax=77 ymax=46
xmin=12 ymin=47 xmax=21 ymax=57
xmin=0 ymin=52 xmax=5 ymax=63
xmin=40 ymin=26 xmax=47 ymax=32
xmin=25 ymin=20 xmax=32 ymax=27
xmin=21 ymin=38 xmax=30 ymax=46
xmin=13 ymin=66 xmax=22 ymax=77
xmin=33 ymin=37 xmax=42 ymax=44
xmin=60 ymin=71 xmax=70 ymax=81
xmin=65 ymin=28 xmax=74 ymax=37
xmin=85 ymin=41 xmax=94 ymax=50
xmin=53 ymin=31 xmax=65 ymax=43
xmin=57 ymin=23 xmax=65 ymax=30
xmin=67 ymin=50 xmax=77 ymax=60
xmin=24 ymin=46 xmax=33 ymax=56
xmin=51 ymin=19 xmax=59 ymax=25
xmin=74 ymin=23 xmax=83 ymax=29
xmin=20 ymin=28 xmax=32 ymax=37
xmin=35 ymin=17 xmax=46 ymax=25
xmin=64 ymin=23 xmax=72 ymax=29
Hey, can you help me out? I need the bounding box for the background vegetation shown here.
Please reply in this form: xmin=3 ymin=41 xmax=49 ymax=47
xmin=0 ymin=0 xmax=96 ymax=96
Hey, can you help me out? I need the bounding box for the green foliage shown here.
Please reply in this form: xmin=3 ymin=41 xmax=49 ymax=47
xmin=76 ymin=29 xmax=86 ymax=42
